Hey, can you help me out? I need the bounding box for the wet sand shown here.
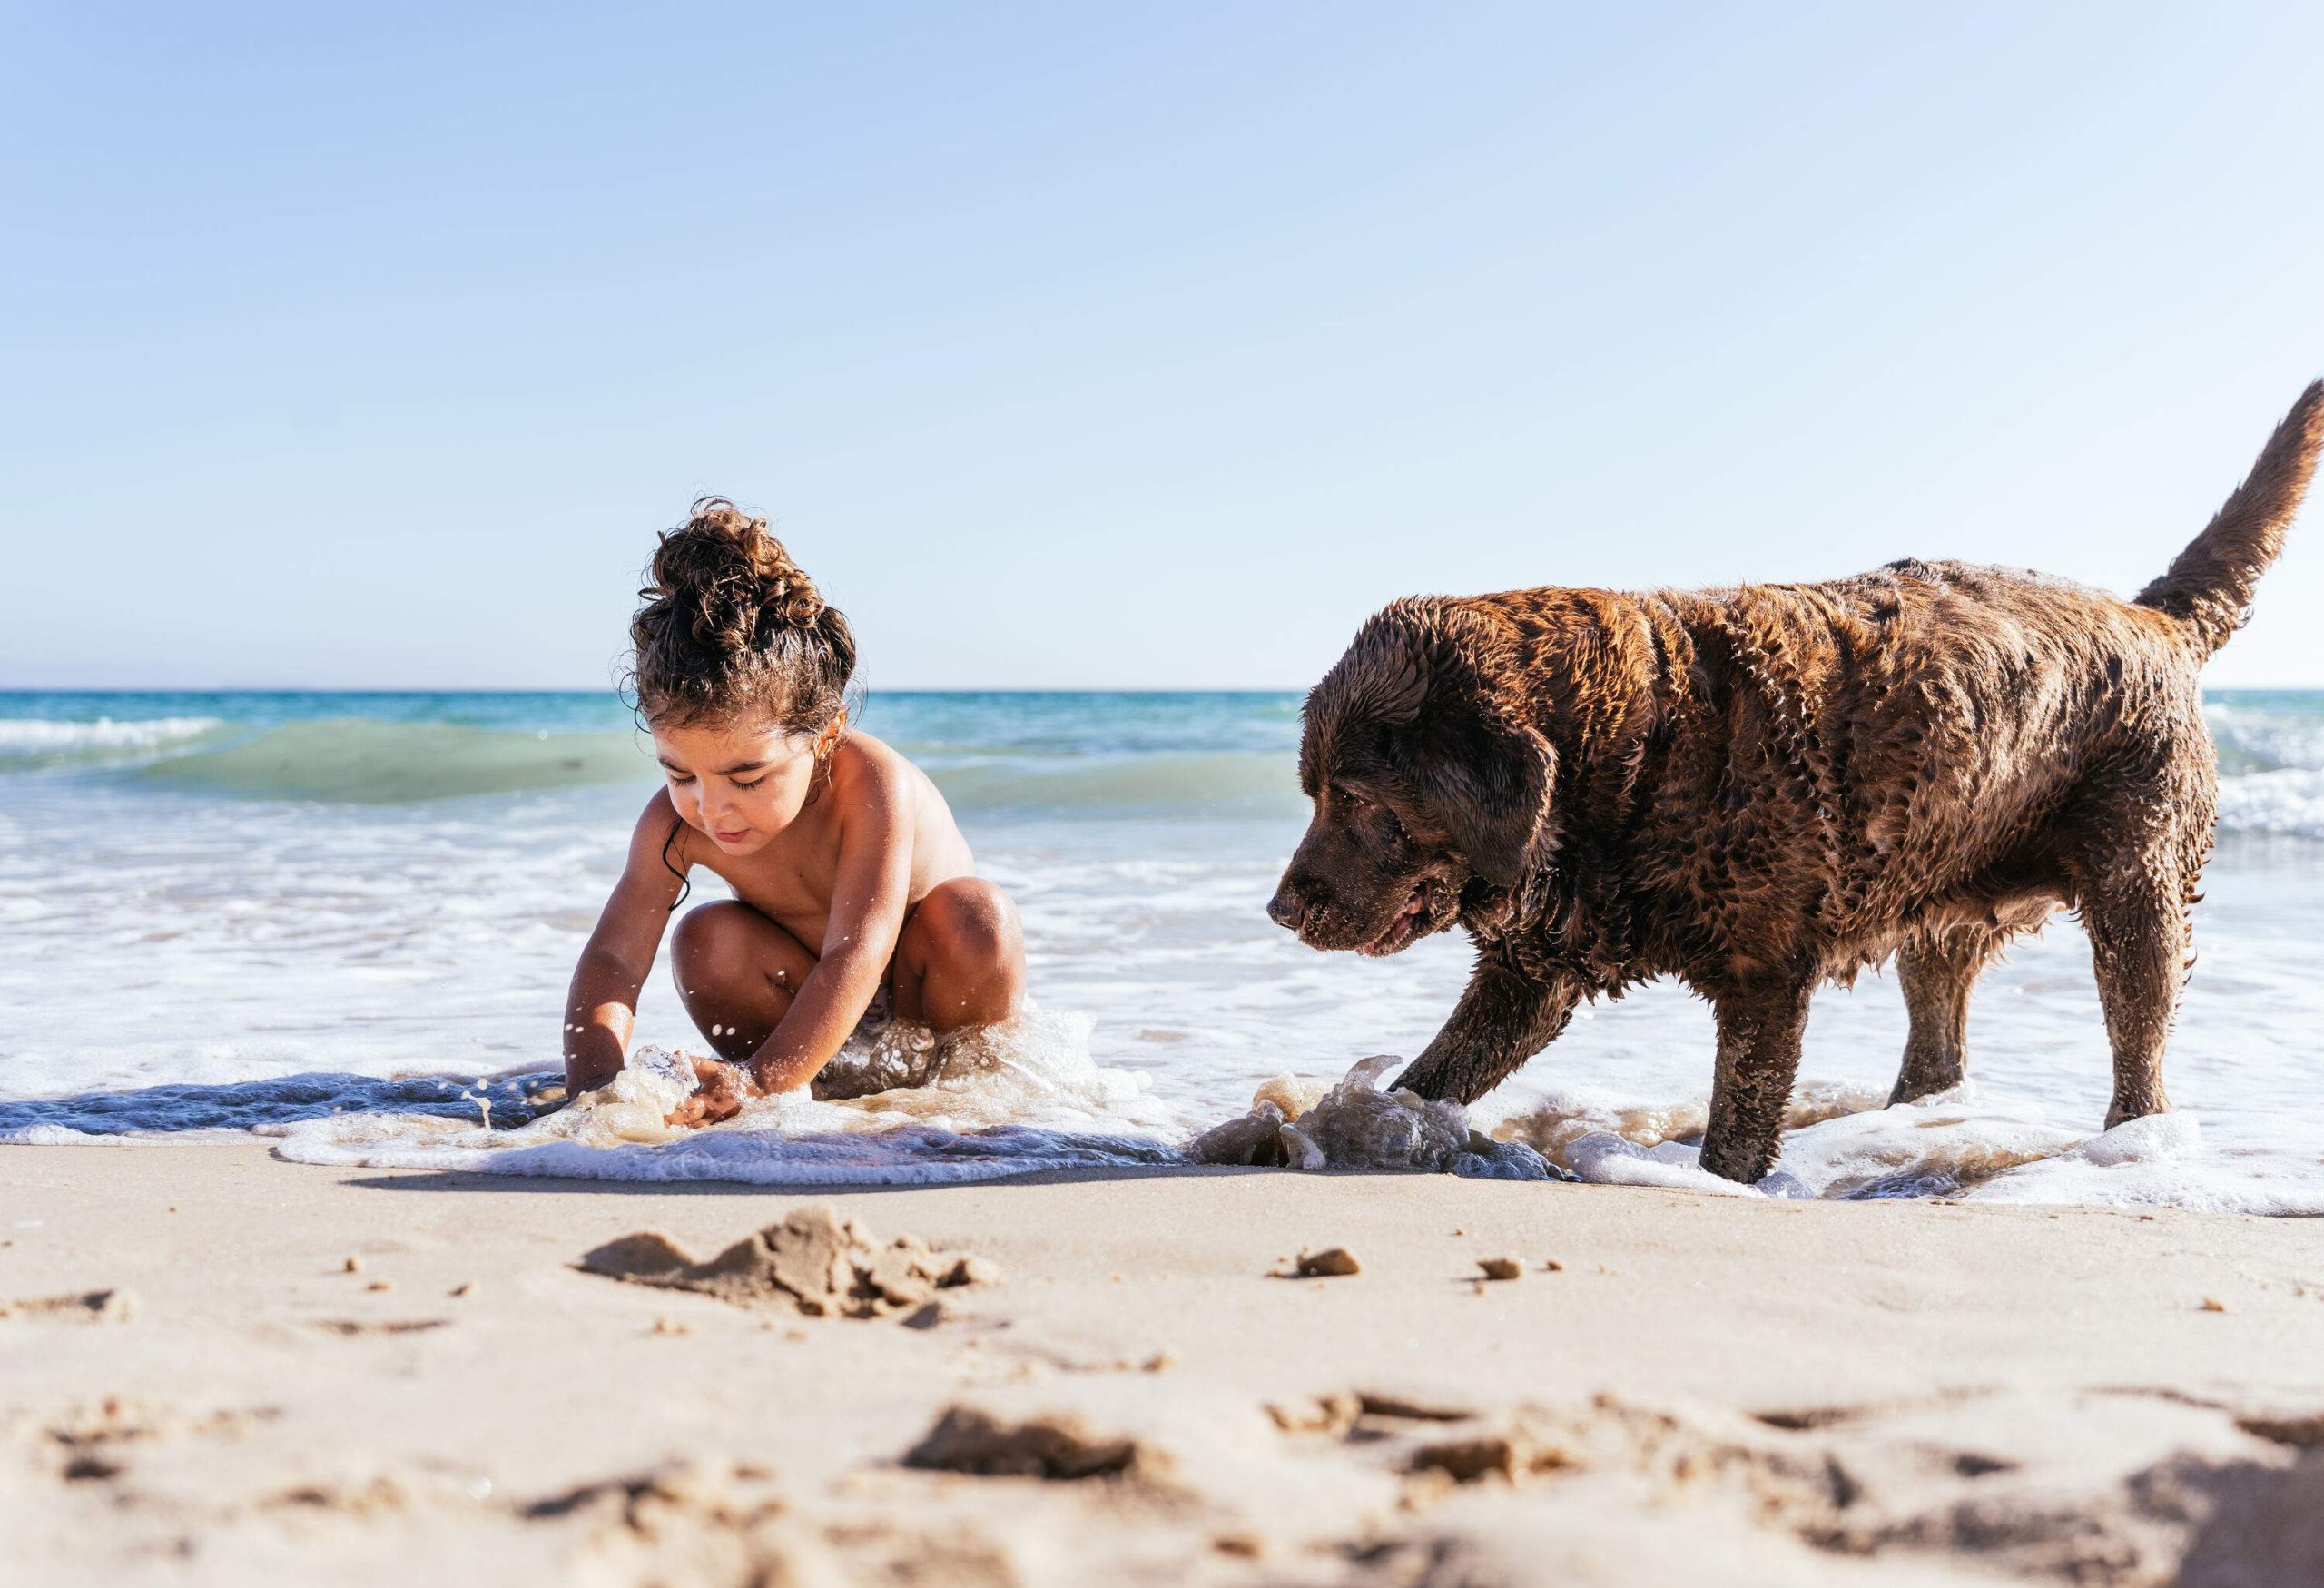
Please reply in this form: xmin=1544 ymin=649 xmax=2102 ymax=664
xmin=4 ymin=1142 xmax=2321 ymax=1585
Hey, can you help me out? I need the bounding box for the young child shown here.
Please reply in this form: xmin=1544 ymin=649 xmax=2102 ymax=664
xmin=563 ymin=498 xmax=1025 ymax=1126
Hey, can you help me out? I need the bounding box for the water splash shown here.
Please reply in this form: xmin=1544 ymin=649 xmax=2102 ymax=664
xmin=1189 ymin=1057 xmax=1567 ymax=1180
xmin=271 ymin=1007 xmax=1187 ymax=1186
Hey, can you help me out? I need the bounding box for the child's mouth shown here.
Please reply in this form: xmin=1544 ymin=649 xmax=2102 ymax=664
xmin=713 ymin=826 xmax=753 ymax=845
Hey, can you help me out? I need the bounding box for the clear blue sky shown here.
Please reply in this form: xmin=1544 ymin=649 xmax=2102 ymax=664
xmin=5 ymin=3 xmax=2322 ymax=689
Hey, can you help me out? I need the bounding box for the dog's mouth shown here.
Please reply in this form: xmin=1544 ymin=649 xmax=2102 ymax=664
xmin=1358 ymin=882 xmax=1434 ymax=958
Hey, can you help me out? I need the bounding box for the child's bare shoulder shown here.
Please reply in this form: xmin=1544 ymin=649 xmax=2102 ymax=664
xmin=829 ymin=732 xmax=913 ymax=793
xmin=629 ymin=783 xmax=682 ymax=833
xmin=829 ymin=733 xmax=952 ymax=822
xmin=621 ymin=786 xmax=688 ymax=862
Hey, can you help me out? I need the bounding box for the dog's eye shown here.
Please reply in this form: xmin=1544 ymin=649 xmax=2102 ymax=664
xmin=1335 ymin=788 xmax=1369 ymax=812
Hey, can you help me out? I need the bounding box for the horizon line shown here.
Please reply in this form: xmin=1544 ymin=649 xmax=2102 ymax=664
xmin=7 ymin=682 xmax=2324 ymax=696
xmin=0 ymin=684 xmax=1319 ymax=695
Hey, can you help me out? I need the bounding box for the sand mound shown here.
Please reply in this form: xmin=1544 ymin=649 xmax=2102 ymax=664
xmin=1288 ymin=1247 xmax=1361 ymax=1278
xmin=1189 ymin=1057 xmax=1568 ymax=1179
xmin=579 ymin=1206 xmax=999 ymax=1319
xmin=901 ymin=1406 xmax=1167 ymax=1483
xmin=0 ymin=1288 xmax=136 ymax=1323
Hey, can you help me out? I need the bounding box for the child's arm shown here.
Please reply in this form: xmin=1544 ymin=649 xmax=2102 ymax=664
xmin=740 ymin=763 xmax=915 ymax=1097
xmin=562 ymin=793 xmax=688 ymax=1092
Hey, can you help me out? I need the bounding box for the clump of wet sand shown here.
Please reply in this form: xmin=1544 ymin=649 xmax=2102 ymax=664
xmin=579 ymin=1206 xmax=999 ymax=1319
xmin=0 ymin=1288 xmax=136 ymax=1323
xmin=1282 ymin=1248 xmax=1362 ymax=1278
xmin=901 ymin=1406 xmax=1168 ymax=1483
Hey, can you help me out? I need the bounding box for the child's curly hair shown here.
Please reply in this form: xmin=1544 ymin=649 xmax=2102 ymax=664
xmin=627 ymin=498 xmax=856 ymax=734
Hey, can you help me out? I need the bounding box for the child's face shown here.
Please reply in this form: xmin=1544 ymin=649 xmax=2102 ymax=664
xmin=651 ymin=714 xmax=841 ymax=855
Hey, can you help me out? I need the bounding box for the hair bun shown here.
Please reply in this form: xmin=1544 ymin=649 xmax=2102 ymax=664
xmin=645 ymin=497 xmax=825 ymax=643
xmin=753 ymin=542 xmax=826 ymax=632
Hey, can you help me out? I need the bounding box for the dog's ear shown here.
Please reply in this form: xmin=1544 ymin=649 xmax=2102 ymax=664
xmin=1381 ymin=606 xmax=1555 ymax=887
xmin=1408 ymin=688 xmax=1554 ymax=887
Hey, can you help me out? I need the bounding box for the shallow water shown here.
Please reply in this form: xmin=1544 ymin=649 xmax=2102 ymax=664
xmin=4 ymin=689 xmax=2322 ymax=1211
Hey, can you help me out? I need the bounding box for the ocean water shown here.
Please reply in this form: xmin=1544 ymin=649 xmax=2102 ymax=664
xmin=4 ymin=688 xmax=2322 ymax=1213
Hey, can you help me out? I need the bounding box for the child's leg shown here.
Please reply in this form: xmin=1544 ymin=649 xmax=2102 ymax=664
xmin=889 ymin=878 xmax=1025 ymax=1031
xmin=670 ymin=901 xmax=819 ymax=1060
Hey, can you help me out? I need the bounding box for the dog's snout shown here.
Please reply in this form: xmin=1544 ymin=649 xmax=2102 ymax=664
xmin=1266 ymin=878 xmax=1310 ymax=932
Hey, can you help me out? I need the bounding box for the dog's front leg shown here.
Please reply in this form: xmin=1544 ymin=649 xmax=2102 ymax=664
xmin=1699 ymin=981 xmax=1814 ymax=1183
xmin=1393 ymin=948 xmax=1581 ymax=1105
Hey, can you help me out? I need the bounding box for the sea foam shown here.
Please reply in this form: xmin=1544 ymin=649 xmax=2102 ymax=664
xmin=261 ymin=1031 xmax=2294 ymax=1214
xmin=271 ymin=1008 xmax=1187 ymax=1186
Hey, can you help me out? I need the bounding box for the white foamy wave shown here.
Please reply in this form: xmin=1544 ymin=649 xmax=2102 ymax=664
xmin=1960 ymin=1112 xmax=2324 ymax=1215
xmin=0 ymin=715 xmax=220 ymax=758
xmin=2206 ymin=701 xmax=2324 ymax=774
xmin=1493 ymin=1080 xmax=2324 ymax=1213
xmin=1544 ymin=1093 xmax=2075 ymax=1204
xmin=272 ymin=1010 xmax=1189 ymax=1186
xmin=0 ymin=1123 xmax=133 ymax=1146
xmin=2214 ymin=768 xmax=2324 ymax=839
xmin=1539 ymin=1085 xmax=2077 ymax=1202
xmin=1492 ymin=1080 xmax=1881 ymax=1171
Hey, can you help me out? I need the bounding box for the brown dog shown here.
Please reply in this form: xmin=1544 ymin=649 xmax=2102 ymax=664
xmin=1268 ymin=383 xmax=2324 ymax=1183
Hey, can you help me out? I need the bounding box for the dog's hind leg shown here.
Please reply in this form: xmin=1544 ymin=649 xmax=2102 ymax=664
xmin=1700 ymin=981 xmax=1813 ymax=1183
xmin=2082 ymin=861 xmax=2190 ymax=1129
xmin=1890 ymin=928 xmax=2003 ymax=1105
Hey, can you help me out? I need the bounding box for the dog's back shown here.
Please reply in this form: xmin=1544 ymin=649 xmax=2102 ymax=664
xmin=1449 ymin=382 xmax=2324 ymax=974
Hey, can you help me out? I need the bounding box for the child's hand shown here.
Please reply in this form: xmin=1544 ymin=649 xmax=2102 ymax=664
xmin=665 ymin=1056 xmax=753 ymax=1128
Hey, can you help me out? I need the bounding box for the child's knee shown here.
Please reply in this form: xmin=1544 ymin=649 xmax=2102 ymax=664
xmin=919 ymin=880 xmax=1021 ymax=972
xmin=671 ymin=901 xmax=753 ymax=981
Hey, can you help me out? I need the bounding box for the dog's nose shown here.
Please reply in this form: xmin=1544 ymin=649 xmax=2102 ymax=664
xmin=1266 ymin=883 xmax=1307 ymax=932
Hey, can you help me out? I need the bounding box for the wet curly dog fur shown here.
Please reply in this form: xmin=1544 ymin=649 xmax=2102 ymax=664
xmin=1269 ymin=383 xmax=2324 ymax=1182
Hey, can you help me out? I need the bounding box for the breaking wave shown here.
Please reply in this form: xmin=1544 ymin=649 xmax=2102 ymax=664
xmin=19 ymin=715 xmax=1302 ymax=813
xmin=2205 ymin=695 xmax=2324 ymax=839
xmin=0 ymin=715 xmax=223 ymax=767
xmin=130 ymin=719 xmax=655 ymax=802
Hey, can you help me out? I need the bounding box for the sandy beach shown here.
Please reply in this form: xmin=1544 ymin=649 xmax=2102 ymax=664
xmin=5 ymin=1143 xmax=2320 ymax=1585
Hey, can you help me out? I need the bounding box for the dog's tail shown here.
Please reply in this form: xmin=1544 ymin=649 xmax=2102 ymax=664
xmin=2134 ymin=380 xmax=2324 ymax=656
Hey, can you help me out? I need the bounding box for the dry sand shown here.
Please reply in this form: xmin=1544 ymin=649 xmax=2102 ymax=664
xmin=3 ymin=1142 xmax=2321 ymax=1586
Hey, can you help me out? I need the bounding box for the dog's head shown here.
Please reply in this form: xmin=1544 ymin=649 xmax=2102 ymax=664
xmin=1267 ymin=599 xmax=1555 ymax=955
